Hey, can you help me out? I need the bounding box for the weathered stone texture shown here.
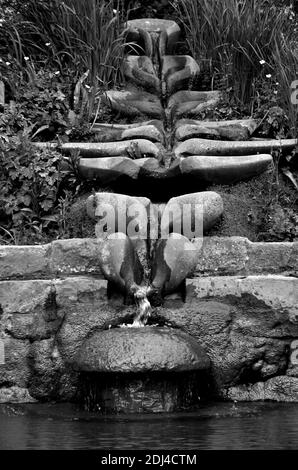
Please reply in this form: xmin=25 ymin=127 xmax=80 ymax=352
xmin=0 ymin=245 xmax=50 ymax=280
xmin=0 ymin=238 xmax=298 ymax=403
xmin=1 ymin=238 xmax=298 ymax=280
xmin=75 ymin=327 xmax=210 ymax=373
xmin=224 ymin=377 xmax=298 ymax=402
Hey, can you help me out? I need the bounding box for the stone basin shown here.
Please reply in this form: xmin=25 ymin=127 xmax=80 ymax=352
xmin=75 ymin=327 xmax=210 ymax=373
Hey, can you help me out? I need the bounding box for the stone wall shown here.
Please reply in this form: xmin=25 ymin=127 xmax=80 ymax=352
xmin=1 ymin=237 xmax=298 ymax=403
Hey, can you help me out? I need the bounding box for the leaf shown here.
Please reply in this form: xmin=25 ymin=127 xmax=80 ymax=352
xmin=31 ymin=125 xmax=50 ymax=140
xmin=41 ymin=199 xmax=54 ymax=212
xmin=282 ymin=167 xmax=298 ymax=191
xmin=73 ymin=70 xmax=90 ymax=112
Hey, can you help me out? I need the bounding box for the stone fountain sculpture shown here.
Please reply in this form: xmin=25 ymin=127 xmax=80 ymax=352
xmin=53 ymin=19 xmax=295 ymax=412
xmin=76 ymin=18 xmax=276 ymax=322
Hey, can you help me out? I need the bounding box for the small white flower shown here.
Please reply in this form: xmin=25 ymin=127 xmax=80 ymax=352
xmin=24 ymin=56 xmax=29 ymax=61
xmin=266 ymin=74 xmax=272 ymax=78
xmin=5 ymin=61 xmax=11 ymax=66
xmin=276 ymin=82 xmax=279 ymax=86
xmin=113 ymin=9 xmax=117 ymax=14
xmin=45 ymin=42 xmax=51 ymax=47
xmin=54 ymin=71 xmax=60 ymax=75
xmin=259 ymin=59 xmax=266 ymax=65
xmin=85 ymin=84 xmax=91 ymax=89
xmin=273 ymin=90 xmax=278 ymax=95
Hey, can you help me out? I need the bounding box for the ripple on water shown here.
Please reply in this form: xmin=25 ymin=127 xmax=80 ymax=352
xmin=0 ymin=402 xmax=298 ymax=449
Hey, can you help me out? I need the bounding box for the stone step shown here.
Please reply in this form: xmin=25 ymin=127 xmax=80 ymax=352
xmin=167 ymin=90 xmax=221 ymax=117
xmin=175 ymin=138 xmax=297 ymax=157
xmin=1 ymin=238 xmax=298 ymax=281
xmin=105 ymin=90 xmax=163 ymax=118
xmin=161 ymin=55 xmax=200 ymax=95
xmin=175 ymin=119 xmax=259 ymax=141
xmin=92 ymin=120 xmax=163 ymax=132
xmin=124 ymin=56 xmax=160 ymax=93
xmin=180 ymin=154 xmax=273 ymax=184
xmin=79 ymin=156 xmax=142 ymax=182
xmin=79 ymin=156 xmax=182 ymax=182
xmin=60 ymin=139 xmax=161 ymax=159
xmin=79 ymin=153 xmax=273 ymax=185
xmin=91 ymin=123 xmax=165 ymax=144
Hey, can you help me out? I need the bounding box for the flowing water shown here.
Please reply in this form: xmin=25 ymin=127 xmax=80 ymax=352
xmin=0 ymin=402 xmax=298 ymax=450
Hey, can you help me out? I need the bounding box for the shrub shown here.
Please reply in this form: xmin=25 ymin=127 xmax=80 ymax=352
xmin=0 ymin=136 xmax=82 ymax=244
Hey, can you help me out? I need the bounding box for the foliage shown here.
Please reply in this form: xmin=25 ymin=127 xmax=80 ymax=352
xmin=0 ymin=70 xmax=71 ymax=139
xmin=265 ymin=205 xmax=298 ymax=241
xmin=0 ymin=136 xmax=83 ymax=244
xmin=171 ymin=0 xmax=297 ymax=104
xmin=271 ymin=39 xmax=298 ymax=138
xmin=0 ymin=0 xmax=126 ymax=90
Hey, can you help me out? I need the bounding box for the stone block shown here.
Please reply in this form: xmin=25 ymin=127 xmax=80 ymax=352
xmin=0 ymin=245 xmax=49 ymax=280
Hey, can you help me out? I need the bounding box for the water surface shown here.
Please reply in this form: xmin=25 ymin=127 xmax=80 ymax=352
xmin=0 ymin=402 xmax=297 ymax=450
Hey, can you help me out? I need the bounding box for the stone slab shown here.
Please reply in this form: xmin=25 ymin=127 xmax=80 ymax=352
xmin=0 ymin=245 xmax=50 ymax=280
xmin=180 ymin=154 xmax=273 ymax=184
xmin=1 ymin=238 xmax=298 ymax=280
xmin=167 ymin=91 xmax=221 ymax=117
xmin=61 ymin=140 xmax=160 ymax=159
xmin=175 ymin=138 xmax=297 ymax=157
xmin=175 ymin=119 xmax=259 ymax=141
xmin=187 ymin=275 xmax=298 ymax=323
xmin=105 ymin=90 xmax=163 ymax=118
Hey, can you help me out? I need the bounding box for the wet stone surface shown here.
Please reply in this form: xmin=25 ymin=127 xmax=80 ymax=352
xmin=80 ymin=370 xmax=210 ymax=413
xmin=74 ymin=327 xmax=210 ymax=373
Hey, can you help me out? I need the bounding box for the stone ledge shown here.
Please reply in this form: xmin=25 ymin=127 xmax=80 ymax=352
xmin=193 ymin=237 xmax=298 ymax=277
xmin=186 ymin=275 xmax=298 ymax=323
xmin=0 ymin=237 xmax=298 ymax=280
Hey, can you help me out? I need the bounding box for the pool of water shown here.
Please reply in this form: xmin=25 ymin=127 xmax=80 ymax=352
xmin=0 ymin=402 xmax=297 ymax=450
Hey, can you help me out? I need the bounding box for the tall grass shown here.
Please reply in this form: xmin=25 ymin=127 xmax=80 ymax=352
xmin=172 ymin=0 xmax=296 ymax=103
xmin=0 ymin=0 xmax=126 ymax=89
xmin=272 ymin=39 xmax=298 ymax=137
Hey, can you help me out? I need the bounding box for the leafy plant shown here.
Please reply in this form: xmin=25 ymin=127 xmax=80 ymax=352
xmin=267 ymin=205 xmax=298 ymax=241
xmin=0 ymin=135 xmax=79 ymax=243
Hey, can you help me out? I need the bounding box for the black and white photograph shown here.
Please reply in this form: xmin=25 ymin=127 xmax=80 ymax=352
xmin=0 ymin=0 xmax=298 ymax=462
